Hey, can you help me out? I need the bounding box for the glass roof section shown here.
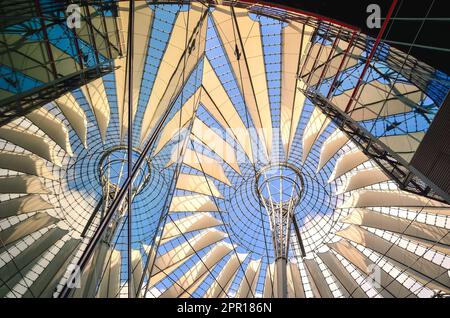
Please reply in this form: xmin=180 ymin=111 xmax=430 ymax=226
xmin=0 ymin=1 xmax=449 ymax=299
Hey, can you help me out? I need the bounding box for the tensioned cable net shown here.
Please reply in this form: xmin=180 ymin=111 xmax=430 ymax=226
xmin=0 ymin=0 xmax=449 ymax=298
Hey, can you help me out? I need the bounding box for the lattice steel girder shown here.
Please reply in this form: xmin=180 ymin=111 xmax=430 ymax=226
xmin=302 ymin=89 xmax=450 ymax=205
xmin=0 ymin=63 xmax=115 ymax=126
xmin=0 ymin=1 xmax=119 ymax=30
xmin=0 ymin=1 xmax=122 ymax=126
xmin=264 ymin=202 xmax=294 ymax=259
xmin=297 ymin=20 xmax=447 ymax=107
xmin=0 ymin=1 xmax=122 ymax=54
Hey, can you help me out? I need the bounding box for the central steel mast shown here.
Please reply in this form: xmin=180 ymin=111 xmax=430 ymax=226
xmin=256 ymin=163 xmax=304 ymax=298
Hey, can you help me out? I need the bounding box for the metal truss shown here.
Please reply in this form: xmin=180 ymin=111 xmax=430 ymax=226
xmin=0 ymin=63 xmax=115 ymax=126
xmin=302 ymin=88 xmax=450 ymax=205
xmin=0 ymin=0 xmax=123 ymax=126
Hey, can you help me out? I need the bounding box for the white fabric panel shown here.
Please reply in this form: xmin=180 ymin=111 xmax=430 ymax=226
xmin=0 ymin=34 xmax=80 ymax=81
xmin=235 ymin=258 xmax=261 ymax=298
xmin=201 ymin=59 xmax=254 ymax=163
xmin=401 ymin=207 xmax=450 ymax=217
xmin=283 ymin=82 xmax=308 ymax=160
xmin=318 ymin=251 xmax=368 ymax=298
xmin=317 ymin=130 xmax=348 ymax=171
xmin=288 ymin=262 xmax=305 ymax=298
xmin=167 ymin=147 xmax=231 ymax=186
xmin=337 ymin=225 xmax=450 ymax=290
xmin=97 ymin=249 xmax=121 ymax=298
xmin=77 ymin=6 xmax=111 ymax=58
xmin=341 ymin=208 xmax=450 ymax=246
xmin=281 ymin=22 xmax=313 ymax=158
xmin=400 ymin=235 xmax=450 ymax=257
xmin=0 ymin=227 xmax=67 ymax=297
xmin=114 ymin=1 xmax=128 ymax=140
xmin=115 ymin=1 xmax=154 ymax=139
xmin=337 ymin=167 xmax=389 ymax=194
xmin=302 ymin=107 xmax=331 ymax=162
xmin=131 ymin=249 xmax=144 ymax=298
xmin=301 ymin=43 xmax=323 ymax=81
xmin=142 ymin=243 xmax=156 ymax=277
xmin=0 ymin=34 xmax=51 ymax=83
xmin=329 ymin=87 xmax=352 ymax=114
xmin=0 ymin=175 xmax=50 ymax=194
xmin=328 ymin=240 xmax=414 ymax=298
xmin=339 ymin=190 xmax=450 ymax=209
xmin=0 ymin=152 xmax=56 ymax=180
xmin=176 ymin=173 xmax=223 ymax=199
xmin=191 ymin=119 xmax=241 ymax=174
xmin=0 ymin=125 xmax=62 ymax=166
xmin=350 ymin=81 xmax=422 ymax=121
xmin=81 ymin=77 xmax=110 ymax=142
xmin=212 ymin=6 xmax=272 ymax=159
xmin=302 ymin=259 xmax=319 ymax=297
xmin=303 ymin=258 xmax=334 ymax=298
xmin=160 ymin=242 xmax=232 ymax=298
xmin=169 ymin=194 xmax=218 ymax=213
xmin=149 ymin=229 xmax=226 ymax=286
xmin=161 ymin=213 xmax=222 ymax=244
xmin=379 ymin=132 xmax=424 ymax=163
xmin=24 ymin=237 xmax=79 ymax=298
xmin=26 ymin=108 xmax=73 ymax=156
xmin=304 ymin=41 xmax=363 ymax=87
xmin=53 ymin=37 xmax=82 ymax=72
xmin=0 ymin=214 xmax=58 ymax=246
xmin=263 ymin=263 xmax=276 ymax=298
xmin=0 ymin=195 xmax=53 ymax=218
xmin=153 ymin=88 xmax=201 ymax=155
xmin=331 ymin=80 xmax=422 ymax=120
xmin=329 ymin=148 xmax=369 ymax=182
xmin=54 ymin=93 xmax=87 ymax=147
xmin=302 ymin=44 xmax=331 ymax=86
xmin=204 ymin=253 xmax=247 ymax=298
xmin=383 ymin=255 xmax=450 ymax=294
xmin=140 ymin=3 xmax=208 ymax=144
xmin=73 ymin=243 xmax=109 ymax=298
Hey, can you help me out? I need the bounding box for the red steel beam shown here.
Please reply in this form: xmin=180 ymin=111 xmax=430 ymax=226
xmin=344 ymin=0 xmax=398 ymax=113
xmin=326 ymin=30 xmax=358 ymax=99
xmin=304 ymin=24 xmax=332 ymax=85
xmin=316 ymin=28 xmax=342 ymax=87
xmin=298 ymin=22 xmax=319 ymax=79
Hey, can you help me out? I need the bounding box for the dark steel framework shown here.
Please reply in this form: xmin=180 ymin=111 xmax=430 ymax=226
xmin=217 ymin=0 xmax=449 ymax=106
xmin=0 ymin=63 xmax=114 ymax=126
xmin=0 ymin=0 xmax=122 ymax=126
xmin=302 ymin=89 xmax=450 ymax=205
xmin=289 ymin=0 xmax=450 ymax=204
